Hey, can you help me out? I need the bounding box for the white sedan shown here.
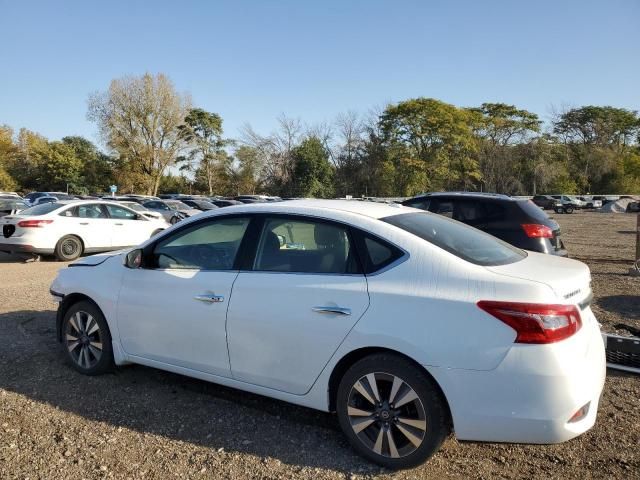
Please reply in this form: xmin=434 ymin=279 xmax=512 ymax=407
xmin=1 ymin=200 xmax=169 ymax=261
xmin=49 ymin=200 xmax=605 ymax=468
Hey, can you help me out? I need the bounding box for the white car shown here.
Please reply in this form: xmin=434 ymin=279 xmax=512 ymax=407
xmin=1 ymin=200 xmax=169 ymax=261
xmin=49 ymin=200 xmax=605 ymax=468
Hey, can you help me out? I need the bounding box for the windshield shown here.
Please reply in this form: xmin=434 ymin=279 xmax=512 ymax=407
xmin=383 ymin=212 xmax=526 ymax=266
xmin=166 ymin=201 xmax=190 ymax=211
xmin=18 ymin=203 xmax=62 ymax=216
xmin=122 ymin=202 xmax=145 ymax=212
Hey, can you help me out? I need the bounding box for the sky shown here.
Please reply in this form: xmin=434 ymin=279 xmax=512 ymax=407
xmin=1 ymin=0 xmax=638 ymax=147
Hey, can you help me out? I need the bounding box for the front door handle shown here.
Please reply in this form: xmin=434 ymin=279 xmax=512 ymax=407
xmin=79 ymin=222 xmax=89 ymax=225
xmin=312 ymin=306 xmax=351 ymax=316
xmin=194 ymin=294 xmax=225 ymax=304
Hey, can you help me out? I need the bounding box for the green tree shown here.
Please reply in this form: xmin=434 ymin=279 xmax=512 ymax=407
xmin=379 ymin=98 xmax=479 ymax=192
xmin=467 ymin=103 xmax=541 ymax=193
xmin=289 ymin=137 xmax=334 ymax=198
xmin=87 ymin=73 xmax=191 ymax=195
xmin=553 ymin=106 xmax=640 ymax=192
xmin=62 ymin=136 xmax=114 ymax=193
xmin=179 ymin=108 xmax=227 ymax=195
xmin=0 ymin=126 xmax=18 ymax=190
xmin=36 ymin=142 xmax=83 ymax=191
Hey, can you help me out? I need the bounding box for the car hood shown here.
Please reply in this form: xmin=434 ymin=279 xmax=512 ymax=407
xmin=486 ymin=251 xmax=591 ymax=302
xmin=69 ymin=250 xmax=126 ymax=267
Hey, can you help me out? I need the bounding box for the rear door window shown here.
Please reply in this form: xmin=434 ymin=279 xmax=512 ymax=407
xmin=76 ymin=204 xmax=107 ymax=219
xmin=254 ymin=217 xmax=359 ymax=274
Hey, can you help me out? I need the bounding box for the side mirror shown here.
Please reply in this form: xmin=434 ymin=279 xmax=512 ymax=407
xmin=125 ymin=249 xmax=143 ymax=269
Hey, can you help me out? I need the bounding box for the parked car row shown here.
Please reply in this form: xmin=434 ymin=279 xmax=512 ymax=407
xmin=1 ymin=200 xmax=170 ymax=260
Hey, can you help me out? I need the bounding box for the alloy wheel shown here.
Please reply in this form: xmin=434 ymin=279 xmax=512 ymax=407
xmin=65 ymin=310 xmax=103 ymax=369
xmin=347 ymin=372 xmax=426 ymax=459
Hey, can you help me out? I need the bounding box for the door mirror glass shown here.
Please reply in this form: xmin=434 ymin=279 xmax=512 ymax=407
xmin=125 ymin=249 xmax=143 ymax=269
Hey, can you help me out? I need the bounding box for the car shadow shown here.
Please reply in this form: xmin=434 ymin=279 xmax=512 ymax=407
xmin=0 ymin=309 xmax=378 ymax=473
xmin=596 ymin=295 xmax=640 ymax=320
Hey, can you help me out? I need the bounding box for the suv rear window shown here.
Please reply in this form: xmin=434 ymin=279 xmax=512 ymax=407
xmin=518 ymin=199 xmax=552 ymax=223
xmin=382 ymin=212 xmax=526 ymax=266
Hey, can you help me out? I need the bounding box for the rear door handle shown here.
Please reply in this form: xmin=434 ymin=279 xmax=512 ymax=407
xmin=194 ymin=294 xmax=225 ymax=304
xmin=115 ymin=223 xmax=123 ymax=226
xmin=312 ymin=306 xmax=351 ymax=316
xmin=79 ymin=222 xmax=89 ymax=225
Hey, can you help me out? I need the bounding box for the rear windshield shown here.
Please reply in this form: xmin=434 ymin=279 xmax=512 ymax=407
xmin=518 ymin=199 xmax=553 ymax=223
xmin=18 ymin=203 xmax=61 ymax=216
xmin=382 ymin=212 xmax=526 ymax=266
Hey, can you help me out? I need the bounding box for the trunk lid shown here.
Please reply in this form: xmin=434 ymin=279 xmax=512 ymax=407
xmin=486 ymin=251 xmax=591 ymax=303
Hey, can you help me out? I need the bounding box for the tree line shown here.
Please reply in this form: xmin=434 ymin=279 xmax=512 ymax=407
xmin=1 ymin=73 xmax=639 ymax=198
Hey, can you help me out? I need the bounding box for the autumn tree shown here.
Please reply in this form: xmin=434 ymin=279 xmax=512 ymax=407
xmin=87 ymin=73 xmax=191 ymax=195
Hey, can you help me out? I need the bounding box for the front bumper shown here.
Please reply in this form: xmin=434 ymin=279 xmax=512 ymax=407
xmin=427 ymin=307 xmax=606 ymax=444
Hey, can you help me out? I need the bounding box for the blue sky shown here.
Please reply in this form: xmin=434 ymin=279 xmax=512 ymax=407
xmin=1 ymin=0 xmax=638 ymax=147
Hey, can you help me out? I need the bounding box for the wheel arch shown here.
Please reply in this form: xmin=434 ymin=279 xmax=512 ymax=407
xmin=327 ymin=347 xmax=452 ymax=427
xmin=56 ymin=293 xmax=103 ymax=342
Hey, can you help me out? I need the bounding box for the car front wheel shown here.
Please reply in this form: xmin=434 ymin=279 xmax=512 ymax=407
xmin=62 ymin=300 xmax=114 ymax=375
xmin=336 ymin=354 xmax=449 ymax=469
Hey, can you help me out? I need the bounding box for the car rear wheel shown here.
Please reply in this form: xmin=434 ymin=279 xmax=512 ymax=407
xmin=55 ymin=235 xmax=83 ymax=261
xmin=565 ymin=206 xmax=574 ymax=214
xmin=336 ymin=353 xmax=449 ymax=469
xmin=62 ymin=300 xmax=113 ymax=375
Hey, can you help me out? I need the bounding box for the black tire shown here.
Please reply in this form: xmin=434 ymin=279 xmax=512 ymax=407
xmin=336 ymin=353 xmax=449 ymax=469
xmin=61 ymin=300 xmax=114 ymax=375
xmin=169 ymin=215 xmax=180 ymax=225
xmin=54 ymin=235 xmax=83 ymax=261
xmin=565 ymin=206 xmax=574 ymax=214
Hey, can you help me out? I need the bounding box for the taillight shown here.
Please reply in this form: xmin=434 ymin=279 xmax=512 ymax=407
xmin=477 ymin=301 xmax=582 ymax=344
xmin=521 ymin=223 xmax=553 ymax=238
xmin=17 ymin=219 xmax=54 ymax=228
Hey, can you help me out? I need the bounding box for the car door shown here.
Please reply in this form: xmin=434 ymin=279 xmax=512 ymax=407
xmin=116 ymin=215 xmax=252 ymax=376
xmin=60 ymin=203 xmax=114 ymax=249
xmin=104 ymin=203 xmax=153 ymax=247
xmin=226 ymin=215 xmax=369 ymax=395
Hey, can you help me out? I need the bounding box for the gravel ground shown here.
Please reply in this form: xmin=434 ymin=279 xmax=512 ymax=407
xmin=0 ymin=211 xmax=638 ymax=479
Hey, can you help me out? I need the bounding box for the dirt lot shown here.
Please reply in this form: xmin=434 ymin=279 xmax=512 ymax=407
xmin=0 ymin=211 xmax=638 ymax=479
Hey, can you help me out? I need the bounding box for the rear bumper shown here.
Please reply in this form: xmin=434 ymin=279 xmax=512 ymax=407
xmin=427 ymin=308 xmax=606 ymax=444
